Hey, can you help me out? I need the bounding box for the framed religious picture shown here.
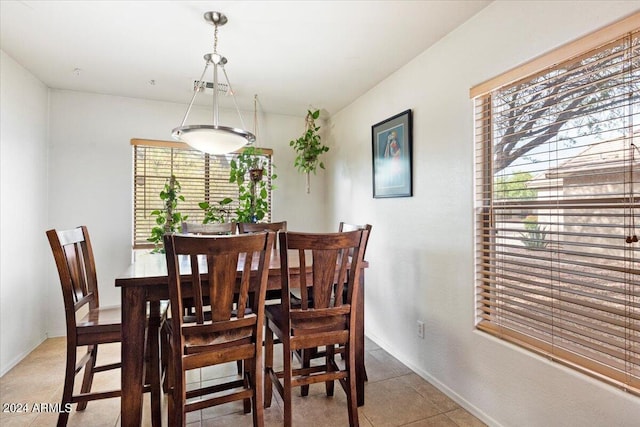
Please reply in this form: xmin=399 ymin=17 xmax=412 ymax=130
xmin=371 ymin=109 xmax=413 ymax=198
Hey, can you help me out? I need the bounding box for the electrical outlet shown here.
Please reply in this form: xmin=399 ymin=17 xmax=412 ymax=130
xmin=417 ymin=320 xmax=425 ymax=339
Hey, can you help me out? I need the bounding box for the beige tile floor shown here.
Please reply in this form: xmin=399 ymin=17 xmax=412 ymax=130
xmin=0 ymin=337 xmax=486 ymax=426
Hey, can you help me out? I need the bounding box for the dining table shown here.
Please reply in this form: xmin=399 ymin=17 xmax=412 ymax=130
xmin=115 ymin=249 xmax=368 ymax=427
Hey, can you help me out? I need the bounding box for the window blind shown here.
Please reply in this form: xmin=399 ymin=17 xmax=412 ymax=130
xmin=131 ymin=139 xmax=273 ymax=249
xmin=472 ymin=16 xmax=640 ymax=394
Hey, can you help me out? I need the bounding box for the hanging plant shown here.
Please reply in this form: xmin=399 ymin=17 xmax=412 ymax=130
xmin=148 ymin=175 xmax=188 ymax=253
xmin=229 ymin=146 xmax=277 ymax=223
xmin=289 ymin=109 xmax=329 ymax=193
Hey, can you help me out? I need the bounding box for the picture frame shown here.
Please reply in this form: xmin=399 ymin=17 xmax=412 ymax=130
xmin=371 ymin=109 xmax=413 ymax=198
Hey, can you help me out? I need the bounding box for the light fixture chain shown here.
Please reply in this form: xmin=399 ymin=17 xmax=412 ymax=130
xmin=213 ymin=23 xmax=219 ymax=54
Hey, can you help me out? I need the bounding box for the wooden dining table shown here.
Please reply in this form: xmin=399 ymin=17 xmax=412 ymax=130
xmin=115 ymin=250 xmax=368 ymax=427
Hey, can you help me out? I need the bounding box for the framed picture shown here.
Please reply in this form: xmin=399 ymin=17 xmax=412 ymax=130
xmin=371 ymin=109 xmax=413 ymax=198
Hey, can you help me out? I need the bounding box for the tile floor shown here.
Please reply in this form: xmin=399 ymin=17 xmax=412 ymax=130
xmin=0 ymin=337 xmax=486 ymax=426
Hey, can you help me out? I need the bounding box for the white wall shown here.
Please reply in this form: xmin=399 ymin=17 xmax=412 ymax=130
xmin=0 ymin=51 xmax=49 ymax=375
xmin=327 ymin=1 xmax=640 ymax=426
xmin=45 ymin=90 xmax=328 ymax=335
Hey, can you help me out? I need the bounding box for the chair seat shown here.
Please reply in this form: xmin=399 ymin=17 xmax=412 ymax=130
xmin=265 ymin=305 xmax=348 ymax=339
xmin=76 ymin=301 xmax=169 ymax=346
xmin=77 ymin=306 xmax=121 ymax=329
xmin=78 ymin=300 xmax=169 ymax=328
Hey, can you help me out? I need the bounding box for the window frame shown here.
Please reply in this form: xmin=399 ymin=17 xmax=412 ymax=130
xmin=471 ymin=13 xmax=640 ymax=395
xmin=131 ymin=138 xmax=274 ymax=249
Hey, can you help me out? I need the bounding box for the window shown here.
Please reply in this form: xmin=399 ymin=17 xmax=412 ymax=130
xmin=472 ymin=14 xmax=639 ymax=394
xmin=131 ymin=139 xmax=273 ymax=249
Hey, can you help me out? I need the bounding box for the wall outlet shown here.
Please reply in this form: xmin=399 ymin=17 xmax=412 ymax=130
xmin=417 ymin=320 xmax=425 ymax=339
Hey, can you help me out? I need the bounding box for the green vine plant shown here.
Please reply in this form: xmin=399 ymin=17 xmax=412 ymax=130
xmin=228 ymin=146 xmax=277 ymax=223
xmin=289 ymin=109 xmax=329 ymax=193
xmin=148 ymin=175 xmax=188 ymax=253
xmin=199 ymin=197 xmax=233 ymax=224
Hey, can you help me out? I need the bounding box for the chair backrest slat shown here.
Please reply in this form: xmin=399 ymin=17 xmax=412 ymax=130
xmin=189 ymin=255 xmax=204 ymax=324
xmin=208 ymin=252 xmax=239 ymax=322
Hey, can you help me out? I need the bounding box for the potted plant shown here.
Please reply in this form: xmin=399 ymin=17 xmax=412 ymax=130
xmin=229 ymin=146 xmax=277 ymax=223
xmin=198 ymin=197 xmax=233 ymax=224
xmin=147 ymin=175 xmax=188 ymax=253
xmin=289 ymin=109 xmax=329 ymax=193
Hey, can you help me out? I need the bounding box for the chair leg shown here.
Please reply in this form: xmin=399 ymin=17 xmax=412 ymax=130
xmin=167 ymin=360 xmax=184 ymax=427
xmin=345 ymin=346 xmax=359 ymax=427
xmin=77 ymin=345 xmax=98 ymax=411
xmin=341 ymin=345 xmax=368 ymax=381
xmin=264 ymin=325 xmax=274 ymax=408
xmin=300 ymin=349 xmax=311 ymax=397
xmin=242 ymin=364 xmax=251 ymax=414
xmin=250 ymin=356 xmax=264 ymax=427
xmin=161 ymin=324 xmax=170 ymax=393
xmin=57 ymin=342 xmax=79 ymax=427
xmin=283 ymin=340 xmax=293 ymax=427
xmin=325 ymin=345 xmax=335 ymax=397
xmin=147 ymin=315 xmax=162 ymax=427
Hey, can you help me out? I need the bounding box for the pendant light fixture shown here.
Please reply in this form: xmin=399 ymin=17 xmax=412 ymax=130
xmin=172 ymin=11 xmax=255 ymax=154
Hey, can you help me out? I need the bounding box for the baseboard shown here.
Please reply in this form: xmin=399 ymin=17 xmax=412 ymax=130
xmin=0 ymin=335 xmax=48 ymax=377
xmin=365 ymin=332 xmax=501 ymax=427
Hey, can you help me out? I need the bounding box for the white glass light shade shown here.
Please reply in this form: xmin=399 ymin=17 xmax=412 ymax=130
xmin=172 ymin=125 xmax=256 ymax=155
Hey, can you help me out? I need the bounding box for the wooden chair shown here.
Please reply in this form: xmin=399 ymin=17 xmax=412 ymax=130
xmin=238 ymin=221 xmax=287 ymax=247
xmin=163 ymin=231 xmax=275 ymax=427
xmin=238 ymin=221 xmax=287 ymax=301
xmin=264 ymin=230 xmax=368 ymax=427
xmin=297 ymin=223 xmax=372 ymax=383
xmin=181 ymin=221 xmax=237 ymax=235
xmin=46 ymin=226 xmax=165 ymax=427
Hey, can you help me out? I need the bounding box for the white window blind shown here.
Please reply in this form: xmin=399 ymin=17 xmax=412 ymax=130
xmin=472 ymin=16 xmax=639 ymax=394
xmin=131 ymin=139 xmax=273 ymax=249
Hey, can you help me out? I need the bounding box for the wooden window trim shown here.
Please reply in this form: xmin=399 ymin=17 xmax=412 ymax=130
xmin=470 ymin=12 xmax=640 ymax=98
xmin=472 ymin=13 xmax=640 ymax=395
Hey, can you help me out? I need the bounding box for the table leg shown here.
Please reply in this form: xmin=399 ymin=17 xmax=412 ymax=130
xmin=121 ymin=286 xmax=146 ymax=427
xmin=356 ymin=270 xmax=365 ymax=407
xmin=148 ymin=301 xmax=162 ymax=427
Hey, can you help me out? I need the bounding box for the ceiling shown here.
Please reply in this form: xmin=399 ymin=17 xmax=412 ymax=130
xmin=0 ymin=1 xmax=491 ymax=117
